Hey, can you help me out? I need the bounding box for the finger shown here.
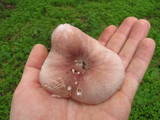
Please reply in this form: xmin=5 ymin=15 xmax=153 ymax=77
xmin=119 ymin=19 xmax=150 ymax=69
xmin=121 ymin=38 xmax=155 ymax=102
xmin=25 ymin=44 xmax=48 ymax=70
xmin=98 ymin=25 xmax=117 ymax=46
xmin=106 ymin=17 xmax=138 ymax=53
xmin=19 ymin=44 xmax=48 ymax=86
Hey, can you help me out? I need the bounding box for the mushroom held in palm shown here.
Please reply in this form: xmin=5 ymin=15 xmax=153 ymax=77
xmin=39 ymin=24 xmax=125 ymax=104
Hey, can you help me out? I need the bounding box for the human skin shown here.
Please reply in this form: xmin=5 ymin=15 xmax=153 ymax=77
xmin=10 ymin=17 xmax=155 ymax=120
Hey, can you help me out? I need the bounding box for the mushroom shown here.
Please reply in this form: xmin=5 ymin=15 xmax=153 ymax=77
xmin=39 ymin=24 xmax=125 ymax=104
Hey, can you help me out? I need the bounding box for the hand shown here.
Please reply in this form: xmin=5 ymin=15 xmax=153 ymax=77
xmin=10 ymin=17 xmax=155 ymax=120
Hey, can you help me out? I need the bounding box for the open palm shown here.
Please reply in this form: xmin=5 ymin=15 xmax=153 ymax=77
xmin=10 ymin=17 xmax=155 ymax=120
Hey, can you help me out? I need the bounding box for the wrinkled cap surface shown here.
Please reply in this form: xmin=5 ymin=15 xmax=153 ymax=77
xmin=39 ymin=24 xmax=125 ymax=104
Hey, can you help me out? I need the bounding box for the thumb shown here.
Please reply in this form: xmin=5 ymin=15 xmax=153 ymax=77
xmin=18 ymin=44 xmax=48 ymax=87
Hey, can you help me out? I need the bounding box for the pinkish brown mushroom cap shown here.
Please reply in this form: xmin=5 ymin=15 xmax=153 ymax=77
xmin=39 ymin=24 xmax=125 ymax=104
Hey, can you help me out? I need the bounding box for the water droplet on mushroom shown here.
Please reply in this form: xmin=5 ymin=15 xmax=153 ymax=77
xmin=77 ymin=71 xmax=80 ymax=74
xmin=74 ymin=60 xmax=78 ymax=62
xmin=71 ymin=69 xmax=75 ymax=74
xmin=67 ymin=86 xmax=72 ymax=91
xmin=76 ymin=88 xmax=82 ymax=96
xmin=44 ymin=83 xmax=48 ymax=87
xmin=75 ymin=81 xmax=78 ymax=85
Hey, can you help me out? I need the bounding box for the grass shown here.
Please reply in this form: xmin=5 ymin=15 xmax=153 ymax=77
xmin=0 ymin=0 xmax=160 ymax=119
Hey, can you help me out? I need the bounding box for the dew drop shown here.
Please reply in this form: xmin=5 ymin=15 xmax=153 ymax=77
xmin=67 ymin=86 xmax=72 ymax=91
xmin=75 ymin=81 xmax=78 ymax=85
xmin=74 ymin=60 xmax=78 ymax=62
xmin=77 ymin=71 xmax=80 ymax=74
xmin=44 ymin=84 xmax=48 ymax=87
xmin=71 ymin=69 xmax=75 ymax=74
xmin=76 ymin=88 xmax=82 ymax=96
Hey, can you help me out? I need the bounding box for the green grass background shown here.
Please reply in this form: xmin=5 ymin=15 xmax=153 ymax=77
xmin=0 ymin=0 xmax=160 ymax=119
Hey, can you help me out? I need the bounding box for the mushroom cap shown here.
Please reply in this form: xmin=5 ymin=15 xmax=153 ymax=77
xmin=39 ymin=24 xmax=125 ymax=104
